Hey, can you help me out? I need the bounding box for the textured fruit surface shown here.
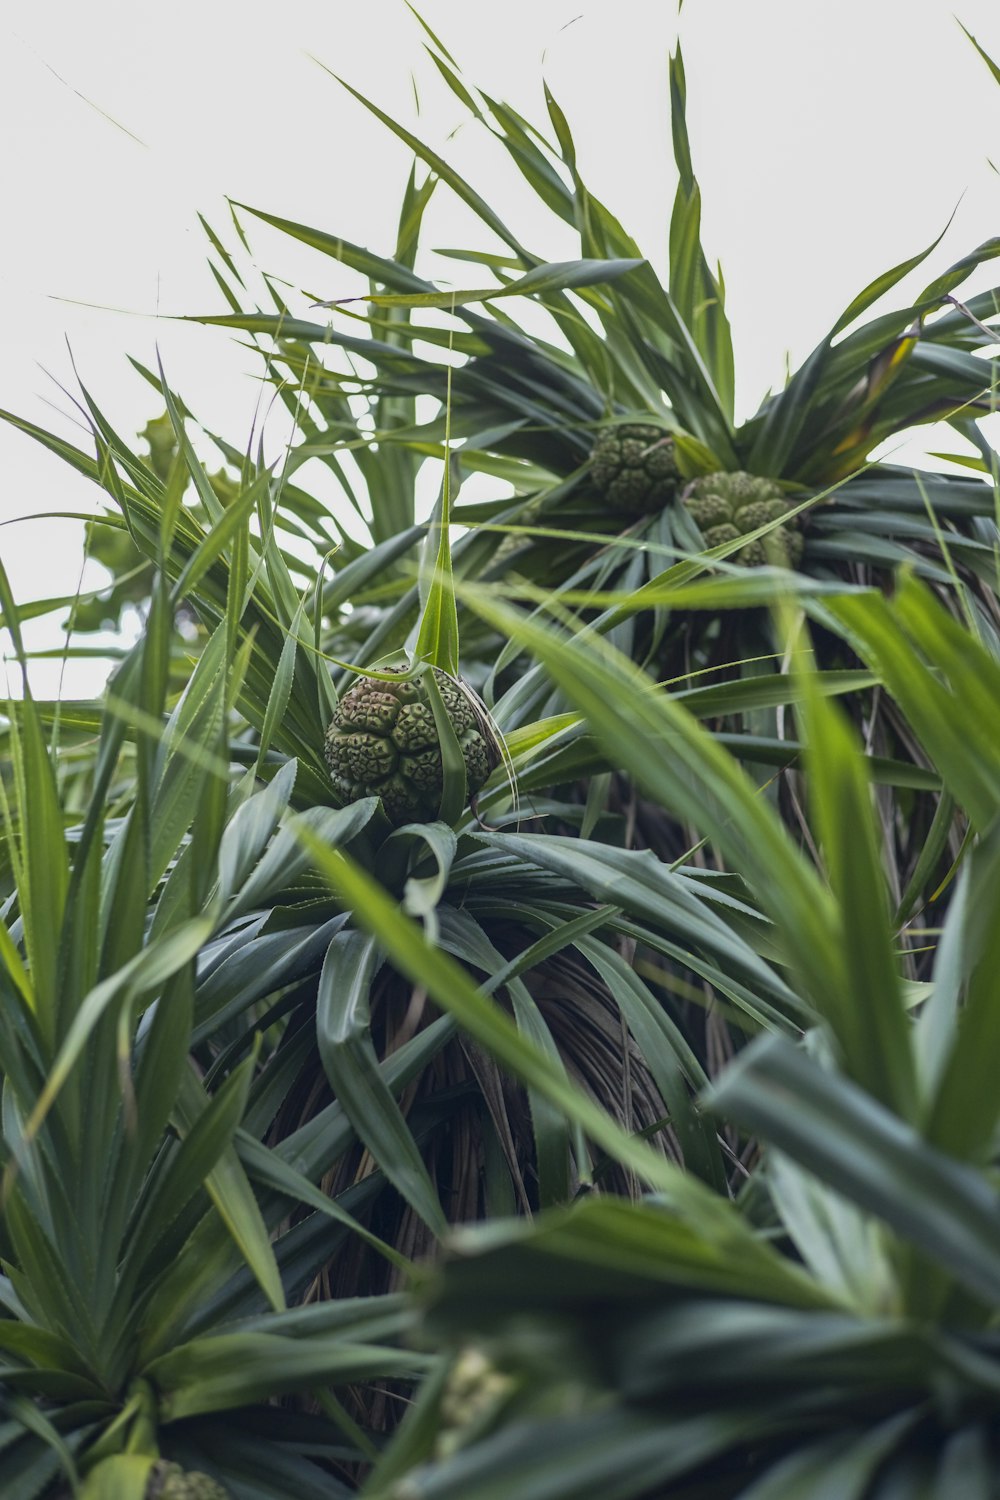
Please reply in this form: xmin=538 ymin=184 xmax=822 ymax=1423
xmin=589 ymin=423 xmax=680 ymax=516
xmin=148 ymin=1463 xmax=228 ymax=1499
xmin=325 ymin=667 xmax=499 ymax=826
xmin=682 ymin=471 xmax=804 ymax=566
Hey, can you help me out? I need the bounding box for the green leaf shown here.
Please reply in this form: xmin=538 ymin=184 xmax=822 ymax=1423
xmin=235 ymin=1132 xmax=411 ymax=1273
xmin=476 ymin=832 xmax=800 ymax=1023
xmin=256 ymin=602 xmax=303 ymax=772
xmin=420 ymin=668 xmax=467 ymax=825
xmin=81 ymin=1455 xmax=154 ymax=1500
xmin=109 ymin=967 xmax=195 ymax=1241
xmin=414 ymin=382 xmax=459 ymax=675
xmin=363 ymin=1356 xmax=452 ymax=1497
xmin=146 ymin=1329 xmax=428 ymax=1421
xmin=765 ymin=1150 xmax=893 ymax=1315
xmin=172 ymin=464 xmax=274 ymax=602
xmin=217 ymin=759 xmax=297 ymax=904
xmin=798 ymin=639 xmax=916 ymax=1118
xmin=2 ymin=1394 xmax=82 ymax=1496
xmin=352 ymin=258 xmax=644 ymax=310
xmin=148 ymin=631 xmax=229 ymax=892
xmin=747 ymin=337 xmax=830 ymax=476
xmin=667 ymin=48 xmax=735 ymax=421
xmin=293 ymin=826 xmax=829 ymax=1308
xmin=440 ymin=910 xmax=573 ymax=1208
xmin=222 ymin=802 xmax=378 ymax=928
xmin=123 ymin=1053 xmax=258 ymax=1291
xmin=921 ymin=825 xmax=1000 ymax=1160
xmin=734 ymin=1418 xmax=917 ymax=1500
xmin=578 ymin=935 xmax=725 ymax=1189
xmin=316 ymin=931 xmax=448 ymax=1238
xmin=0 ymin=570 xmax=69 ymax=1056
xmin=916 ymin=235 xmax=1000 ymax=306
xmin=388 ymin=1412 xmax=753 ymax=1500
xmin=311 ymin=70 xmax=535 ymax=262
xmin=960 ymin=19 xmax=1000 ymax=84
xmin=169 ymin=1065 xmax=286 ymax=1314
xmin=157 ymin=356 xmax=225 ymax=527
xmin=819 ymin=577 xmax=1000 ymax=829
xmin=22 ymin=914 xmax=215 ymax=1147
xmin=830 ymin=216 xmax=954 ymax=336
xmin=709 ymin=1035 xmax=1000 ymax=1310
xmin=462 ymin=593 xmax=844 ymax=1038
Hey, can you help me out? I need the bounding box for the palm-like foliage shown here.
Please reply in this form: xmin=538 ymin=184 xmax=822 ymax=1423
xmin=0 ymin=554 xmax=434 ymax=1496
xmin=130 ymin=27 xmax=998 ymax=922
xmin=0 ymin=381 xmax=839 ymax=1488
xmin=2 ymin=14 xmax=1000 ymax=1499
xmin=181 ymin=40 xmax=1000 ymax=677
xmin=1 ymin=387 xmax=873 ymax=1287
xmin=349 ymin=574 xmax=1000 ymax=1499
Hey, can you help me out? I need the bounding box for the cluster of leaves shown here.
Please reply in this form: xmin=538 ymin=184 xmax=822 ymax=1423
xmin=2 ymin=13 xmax=1000 ymax=1498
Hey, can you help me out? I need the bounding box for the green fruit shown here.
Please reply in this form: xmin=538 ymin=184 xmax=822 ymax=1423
xmin=325 ymin=667 xmax=501 ymax=827
xmin=589 ymin=423 xmax=680 ymax=516
xmin=148 ymin=1462 xmax=229 ymax=1499
xmin=681 ymin=471 xmax=804 ymax=566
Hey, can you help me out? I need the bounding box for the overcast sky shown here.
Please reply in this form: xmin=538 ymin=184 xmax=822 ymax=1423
xmin=3 ymin=0 xmax=1000 ymax=695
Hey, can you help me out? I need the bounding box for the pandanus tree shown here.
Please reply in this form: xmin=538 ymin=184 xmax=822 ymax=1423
xmin=179 ymin=40 xmax=1000 ymax=679
xmin=0 ymin=358 xmax=819 ymax=1486
xmin=1 ymin=13 xmax=999 ymax=1499
xmin=138 ymin=26 xmax=999 ymax=904
xmin=0 ymin=547 xmax=430 ymax=1497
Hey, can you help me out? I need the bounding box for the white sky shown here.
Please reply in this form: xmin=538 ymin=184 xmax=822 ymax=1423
xmin=2 ymin=0 xmax=1000 ymax=695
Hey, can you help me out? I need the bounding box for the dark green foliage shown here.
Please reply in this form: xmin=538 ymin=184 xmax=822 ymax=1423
xmin=359 ymin=582 xmax=1000 ymax=1500
xmin=2 ymin=17 xmax=1000 ymax=1500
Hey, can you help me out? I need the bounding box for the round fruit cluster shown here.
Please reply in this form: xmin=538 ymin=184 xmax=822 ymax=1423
xmin=325 ymin=667 xmax=499 ymax=826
